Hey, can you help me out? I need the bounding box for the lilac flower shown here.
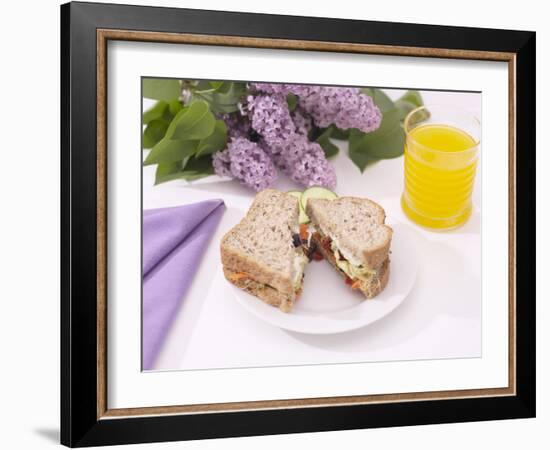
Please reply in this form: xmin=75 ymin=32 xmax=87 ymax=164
xmin=218 ymin=113 xmax=251 ymax=140
xmin=249 ymin=83 xmax=313 ymax=97
xmin=213 ymin=137 xmax=277 ymax=191
xmin=295 ymin=151 xmax=337 ymax=189
xmin=249 ymin=83 xmax=293 ymax=95
xmin=213 ymin=85 xmax=383 ymax=191
xmin=260 ymin=140 xmax=286 ymax=173
xmin=247 ymin=94 xmax=295 ymax=146
xmin=299 ymin=87 xmax=381 ymax=133
xmin=212 ymin=148 xmax=232 ymax=177
xmin=266 ymin=135 xmax=336 ymax=189
xmin=291 ymin=107 xmax=313 ymax=137
xmin=249 ymin=85 xmax=381 ymax=133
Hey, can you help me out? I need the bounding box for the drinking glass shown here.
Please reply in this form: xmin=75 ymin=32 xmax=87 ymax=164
xmin=401 ymin=105 xmax=481 ymax=229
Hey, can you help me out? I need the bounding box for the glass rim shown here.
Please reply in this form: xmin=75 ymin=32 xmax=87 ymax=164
xmin=404 ymin=105 xmax=481 ymax=155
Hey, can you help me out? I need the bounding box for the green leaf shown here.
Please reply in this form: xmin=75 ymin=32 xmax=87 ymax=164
xmin=348 ymin=129 xmax=378 ymax=172
xmin=398 ymin=90 xmax=423 ymax=108
xmin=143 ymin=101 xmax=168 ymax=124
xmin=348 ymin=144 xmax=378 ymax=172
xmin=168 ymin=99 xmax=183 ymax=116
xmin=154 ymin=156 xmax=214 ymax=185
xmin=194 ymin=80 xmax=211 ymax=90
xmin=179 ymin=172 xmax=214 ymax=181
xmin=215 ymin=82 xmax=236 ymax=94
xmin=394 ymin=99 xmax=418 ymax=121
xmin=330 ymin=127 xmax=350 ymax=140
xmin=209 ymin=81 xmax=224 ymax=90
xmin=170 ymin=101 xmax=216 ymax=140
xmin=142 ymin=119 xmax=169 ymax=149
xmin=154 ymin=161 xmax=183 ymax=185
xmin=362 ymin=88 xmax=394 ymax=113
xmin=316 ymin=127 xmax=339 ymax=158
xmin=180 ymin=156 xmax=215 ymax=180
xmin=196 ymin=120 xmax=227 ymax=158
xmin=194 ymin=81 xmax=247 ymax=114
xmin=194 ymin=80 xmax=225 ymax=94
xmin=286 ymin=93 xmax=297 ymax=112
xmin=395 ymin=90 xmax=425 ymax=121
xmin=143 ymin=78 xmax=181 ymax=101
xmin=348 ymin=108 xmax=405 ymax=163
xmin=144 ymin=138 xmax=198 ymax=165
xmin=164 ymin=106 xmax=187 ymax=135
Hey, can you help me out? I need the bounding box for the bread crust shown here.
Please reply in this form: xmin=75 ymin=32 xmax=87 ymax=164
xmin=223 ymin=267 xmax=294 ymax=312
xmin=376 ymin=260 xmax=390 ymax=296
xmin=363 ymin=232 xmax=392 ymax=269
xmin=306 ymin=196 xmax=392 ymax=269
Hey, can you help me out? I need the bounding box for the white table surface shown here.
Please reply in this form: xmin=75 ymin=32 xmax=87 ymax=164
xmin=143 ymin=89 xmax=482 ymax=371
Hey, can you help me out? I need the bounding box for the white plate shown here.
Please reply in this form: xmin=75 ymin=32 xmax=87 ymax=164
xmin=229 ymin=220 xmax=418 ymax=334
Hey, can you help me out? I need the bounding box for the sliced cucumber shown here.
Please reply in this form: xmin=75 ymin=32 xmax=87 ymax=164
xmin=287 ymin=190 xmax=302 ymax=199
xmin=300 ymin=186 xmax=338 ymax=210
xmin=287 ymin=190 xmax=310 ymax=224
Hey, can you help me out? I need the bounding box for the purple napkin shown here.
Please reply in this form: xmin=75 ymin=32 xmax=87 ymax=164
xmin=142 ymin=199 xmax=225 ymax=370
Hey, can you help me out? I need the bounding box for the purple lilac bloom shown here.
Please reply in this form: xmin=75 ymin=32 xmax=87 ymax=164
xmin=266 ymin=135 xmax=336 ymax=189
xmin=260 ymin=140 xmax=286 ymax=173
xmin=249 ymin=83 xmax=293 ymax=95
xmin=299 ymin=87 xmax=381 ymax=133
xmin=294 ymin=149 xmax=337 ymax=189
xmin=246 ymin=94 xmax=295 ymax=146
xmin=216 ymin=85 xmax=383 ymax=190
xmin=212 ymin=148 xmax=232 ymax=177
xmin=213 ymin=137 xmax=277 ymax=191
xmin=218 ymin=113 xmax=251 ymax=140
xmin=249 ymin=83 xmax=313 ymax=97
xmin=291 ymin=107 xmax=313 ymax=137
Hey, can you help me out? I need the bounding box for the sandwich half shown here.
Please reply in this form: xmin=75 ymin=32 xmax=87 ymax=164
xmin=221 ymin=189 xmax=308 ymax=312
xmin=305 ymin=196 xmax=392 ymax=298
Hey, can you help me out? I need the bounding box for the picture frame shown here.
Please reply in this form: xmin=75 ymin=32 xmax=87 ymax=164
xmin=60 ymin=1 xmax=536 ymax=447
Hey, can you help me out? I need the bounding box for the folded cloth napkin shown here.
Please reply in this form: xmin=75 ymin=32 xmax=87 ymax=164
xmin=142 ymin=199 xmax=225 ymax=370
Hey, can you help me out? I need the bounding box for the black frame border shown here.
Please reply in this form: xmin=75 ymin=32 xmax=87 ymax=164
xmin=61 ymin=1 xmax=535 ymax=447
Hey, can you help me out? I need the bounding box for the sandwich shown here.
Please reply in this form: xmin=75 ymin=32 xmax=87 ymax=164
xmin=221 ymin=189 xmax=308 ymax=312
xmin=305 ymin=196 xmax=392 ymax=298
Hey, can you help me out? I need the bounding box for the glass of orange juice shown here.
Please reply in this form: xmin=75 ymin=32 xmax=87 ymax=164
xmin=401 ymin=105 xmax=480 ymax=230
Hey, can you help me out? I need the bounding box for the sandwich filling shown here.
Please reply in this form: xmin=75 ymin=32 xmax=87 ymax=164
xmin=311 ymin=231 xmax=384 ymax=294
xmin=293 ymin=251 xmax=308 ymax=291
xmin=330 ymin=240 xmax=377 ymax=281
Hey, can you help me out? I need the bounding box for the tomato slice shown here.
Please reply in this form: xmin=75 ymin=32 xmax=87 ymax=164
xmin=299 ymin=223 xmax=309 ymax=241
xmin=321 ymin=237 xmax=332 ymax=253
xmin=311 ymin=251 xmax=324 ymax=261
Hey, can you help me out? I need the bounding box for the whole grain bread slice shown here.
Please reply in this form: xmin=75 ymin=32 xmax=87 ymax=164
xmin=306 ymin=196 xmax=392 ymax=269
xmin=220 ymin=189 xmax=306 ymax=309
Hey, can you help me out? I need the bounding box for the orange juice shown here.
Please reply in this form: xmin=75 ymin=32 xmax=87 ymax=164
xmin=401 ymin=118 xmax=479 ymax=229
